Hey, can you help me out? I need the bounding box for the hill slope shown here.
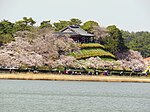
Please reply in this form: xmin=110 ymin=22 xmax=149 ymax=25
xmin=69 ymin=43 xmax=116 ymax=60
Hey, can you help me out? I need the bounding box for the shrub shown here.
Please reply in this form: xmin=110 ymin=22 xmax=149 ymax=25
xmin=0 ymin=34 xmax=14 ymax=45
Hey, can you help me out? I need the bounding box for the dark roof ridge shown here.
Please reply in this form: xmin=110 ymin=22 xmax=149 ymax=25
xmin=59 ymin=25 xmax=94 ymax=37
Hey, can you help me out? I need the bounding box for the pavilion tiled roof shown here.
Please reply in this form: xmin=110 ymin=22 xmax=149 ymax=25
xmin=57 ymin=26 xmax=94 ymax=37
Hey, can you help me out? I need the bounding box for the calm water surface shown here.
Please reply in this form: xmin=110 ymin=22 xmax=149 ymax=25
xmin=0 ymin=80 xmax=150 ymax=112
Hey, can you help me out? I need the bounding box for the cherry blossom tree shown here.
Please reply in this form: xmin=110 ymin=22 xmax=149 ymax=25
xmin=116 ymin=50 xmax=146 ymax=71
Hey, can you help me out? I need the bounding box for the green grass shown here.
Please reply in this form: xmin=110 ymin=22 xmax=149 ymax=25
xmin=69 ymin=48 xmax=116 ymax=60
xmin=77 ymin=43 xmax=105 ymax=49
xmin=100 ymin=57 xmax=116 ymax=61
xmin=69 ymin=43 xmax=116 ymax=60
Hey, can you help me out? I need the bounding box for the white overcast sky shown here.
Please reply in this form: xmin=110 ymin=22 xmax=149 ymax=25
xmin=0 ymin=0 xmax=150 ymax=31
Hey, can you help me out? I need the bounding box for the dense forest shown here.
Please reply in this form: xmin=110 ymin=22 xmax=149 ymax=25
xmin=0 ymin=17 xmax=149 ymax=71
xmin=122 ymin=31 xmax=150 ymax=58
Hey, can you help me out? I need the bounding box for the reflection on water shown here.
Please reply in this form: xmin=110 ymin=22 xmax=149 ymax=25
xmin=0 ymin=80 xmax=150 ymax=112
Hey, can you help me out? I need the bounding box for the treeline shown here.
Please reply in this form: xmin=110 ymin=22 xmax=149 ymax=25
xmin=0 ymin=17 xmax=127 ymax=55
xmin=122 ymin=31 xmax=150 ymax=58
xmin=0 ymin=17 xmax=149 ymax=57
xmin=0 ymin=17 xmax=36 ymax=45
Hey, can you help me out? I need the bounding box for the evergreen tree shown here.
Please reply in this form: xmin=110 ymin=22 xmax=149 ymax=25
xmin=104 ymin=25 xmax=128 ymax=54
xmin=40 ymin=20 xmax=52 ymax=29
xmin=14 ymin=17 xmax=36 ymax=31
xmin=81 ymin=20 xmax=99 ymax=33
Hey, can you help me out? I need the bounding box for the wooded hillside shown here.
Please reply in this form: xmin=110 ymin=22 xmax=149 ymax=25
xmin=0 ymin=17 xmax=148 ymax=71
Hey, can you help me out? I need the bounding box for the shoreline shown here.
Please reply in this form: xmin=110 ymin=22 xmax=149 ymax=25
xmin=0 ymin=73 xmax=150 ymax=83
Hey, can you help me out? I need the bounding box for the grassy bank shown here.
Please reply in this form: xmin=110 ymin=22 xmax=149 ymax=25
xmin=69 ymin=49 xmax=116 ymax=60
xmin=69 ymin=43 xmax=116 ymax=60
xmin=0 ymin=73 xmax=150 ymax=83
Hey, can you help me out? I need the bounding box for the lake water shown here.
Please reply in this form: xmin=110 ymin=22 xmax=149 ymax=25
xmin=0 ymin=80 xmax=150 ymax=112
